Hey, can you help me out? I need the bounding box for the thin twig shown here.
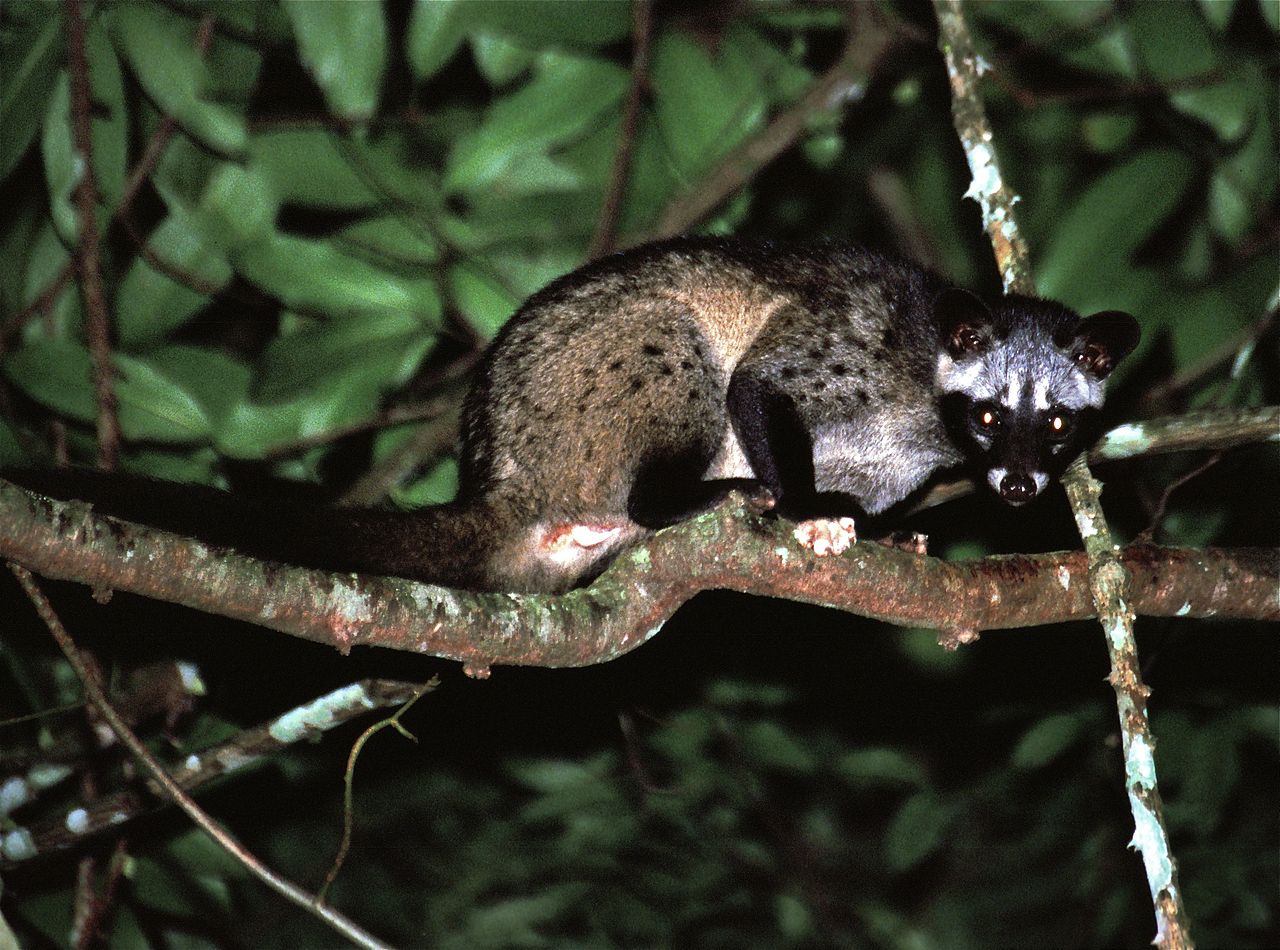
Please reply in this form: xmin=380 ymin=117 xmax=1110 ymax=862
xmin=1140 ymin=302 xmax=1277 ymax=411
xmin=1137 ymin=451 xmax=1224 ymax=543
xmin=63 ymin=0 xmax=120 ymax=470
xmin=317 ymin=680 xmax=437 ymax=903
xmin=2 ymin=14 xmax=217 ymax=358
xmin=9 ymin=563 xmax=395 ymax=950
xmin=933 ymin=2 xmax=1194 ymax=945
xmin=3 ymin=679 xmax=427 ymax=867
xmin=588 ymin=0 xmax=654 ymax=259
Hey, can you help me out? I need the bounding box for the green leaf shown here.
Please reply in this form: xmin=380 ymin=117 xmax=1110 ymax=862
xmin=445 ymin=52 xmax=628 ymax=193
xmin=408 ymin=0 xmax=630 ymax=83
xmin=1210 ymin=104 xmax=1277 ymax=242
xmin=1080 ymin=110 xmax=1139 ymax=152
xmin=835 ymin=748 xmax=928 ymax=789
xmin=1128 ymin=1 xmax=1218 ymax=83
xmin=4 ymin=340 xmax=214 ymax=444
xmin=281 ymin=0 xmax=387 ymax=120
xmin=40 ymin=73 xmax=80 ymax=242
xmin=137 ymin=345 xmax=251 ymax=431
xmin=1208 ymin=169 xmax=1251 ymax=243
xmin=0 ymin=9 xmax=63 ymax=181
xmin=151 ymin=129 xmax=221 ymax=212
xmin=232 ymin=232 xmax=444 ymax=320
xmin=973 ymin=2 xmax=1135 ymax=78
xmin=649 ymin=31 xmax=766 ymax=176
xmin=1037 ymin=149 xmax=1196 ymax=304
xmin=884 ymin=792 xmax=955 ymax=872
xmin=20 ymin=219 xmax=80 ymax=338
xmin=1197 ymin=0 xmax=1238 ymax=30
xmin=108 ymin=3 xmax=246 ymax=155
xmin=470 ymin=1 xmax=631 ymax=47
xmin=40 ymin=22 xmax=127 ymax=244
xmin=217 ymin=374 xmax=375 ymax=458
xmin=1264 ymin=0 xmax=1280 ymax=31
xmin=247 ymin=128 xmax=379 ymax=210
xmin=199 ymin=161 xmax=277 ymax=248
xmin=336 ymin=216 xmax=442 ymax=267
xmin=1011 ymin=713 xmax=1084 ymax=769
xmin=448 ymin=261 xmax=522 ymax=340
xmin=706 ymin=679 xmax=794 ymax=708
xmin=0 ymin=186 xmax=43 ymax=319
xmin=253 ymin=309 xmax=436 ymax=402
xmin=114 ymin=207 xmax=234 ymax=347
xmin=406 ymin=0 xmax=469 ymax=81
xmin=741 ymin=721 xmax=817 ymax=774
xmin=397 ymin=456 xmax=459 ymax=506
xmin=470 ymin=31 xmax=535 ymax=86
xmin=1171 ymin=77 xmax=1253 ymax=142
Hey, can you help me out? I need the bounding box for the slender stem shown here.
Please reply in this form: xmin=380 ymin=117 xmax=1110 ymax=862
xmin=932 ymin=2 xmax=1194 ymax=946
xmin=62 ymin=0 xmax=120 ymax=470
xmin=588 ymin=0 xmax=653 ymax=259
xmin=9 ymin=564 xmax=394 ymax=950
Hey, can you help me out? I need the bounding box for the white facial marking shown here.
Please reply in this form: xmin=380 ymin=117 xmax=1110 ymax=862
xmin=936 ymin=354 xmax=989 ymax=395
xmin=1033 ymin=379 xmax=1051 ymax=411
xmin=1031 ymin=471 xmax=1049 ymax=493
xmin=987 ymin=467 xmax=1008 ymax=493
xmin=1003 ymin=372 xmax=1022 ymax=408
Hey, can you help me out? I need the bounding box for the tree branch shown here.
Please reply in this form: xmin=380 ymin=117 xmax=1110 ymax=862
xmin=933 ymin=2 xmax=1196 ymax=945
xmin=1 ymin=678 xmax=428 ymax=868
xmin=2 ymin=480 xmax=1274 ymax=674
xmin=587 ymin=0 xmax=653 ymax=259
xmin=8 ymin=564 xmax=394 ymax=950
xmin=62 ymin=0 xmax=120 ymax=470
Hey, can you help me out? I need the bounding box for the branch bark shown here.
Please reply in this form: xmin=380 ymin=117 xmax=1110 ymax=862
xmin=2 ymin=480 xmax=1274 ymax=673
xmin=933 ymin=2 xmax=1199 ymax=945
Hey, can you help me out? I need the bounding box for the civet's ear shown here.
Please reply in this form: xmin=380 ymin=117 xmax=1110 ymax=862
xmin=935 ymin=288 xmax=996 ymax=357
xmin=1065 ymin=311 xmax=1141 ymax=378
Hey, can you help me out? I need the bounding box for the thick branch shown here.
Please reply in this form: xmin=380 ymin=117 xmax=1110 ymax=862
xmin=1 ymin=481 xmax=1273 ymax=672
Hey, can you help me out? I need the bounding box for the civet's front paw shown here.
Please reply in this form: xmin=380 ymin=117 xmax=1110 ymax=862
xmin=793 ymin=517 xmax=857 ymax=557
xmin=879 ymin=530 xmax=929 ymax=556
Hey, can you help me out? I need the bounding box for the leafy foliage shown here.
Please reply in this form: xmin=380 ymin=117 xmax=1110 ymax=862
xmin=0 ymin=0 xmax=1276 ymax=947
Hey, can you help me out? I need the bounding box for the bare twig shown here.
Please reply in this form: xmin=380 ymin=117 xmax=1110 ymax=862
xmin=933 ymin=2 xmax=1193 ymax=945
xmin=8 ymin=563 xmax=394 ymax=950
xmin=2 ymin=13 xmax=217 ymax=357
xmin=1140 ymin=302 xmax=1277 ymax=411
xmin=588 ymin=0 xmax=654 ymax=258
xmin=318 ymin=680 xmax=437 ymax=903
xmin=63 ymin=0 xmax=120 ymax=470
xmin=2 ymin=678 xmax=427 ymax=867
xmin=1137 ymin=451 xmax=1224 ymax=543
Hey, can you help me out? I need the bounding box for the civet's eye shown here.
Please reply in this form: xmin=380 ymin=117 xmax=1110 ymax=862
xmin=1047 ymin=410 xmax=1074 ymax=441
xmin=972 ymin=404 xmax=1000 ymax=430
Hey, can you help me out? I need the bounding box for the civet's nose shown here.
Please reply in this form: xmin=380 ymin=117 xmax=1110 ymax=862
xmin=998 ymin=471 xmax=1037 ymax=505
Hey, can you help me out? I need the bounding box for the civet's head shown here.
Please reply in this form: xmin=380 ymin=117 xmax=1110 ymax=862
xmin=934 ymin=289 xmax=1140 ymax=505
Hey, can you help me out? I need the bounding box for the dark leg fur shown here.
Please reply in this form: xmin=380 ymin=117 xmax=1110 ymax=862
xmin=726 ymin=370 xmax=817 ymax=515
